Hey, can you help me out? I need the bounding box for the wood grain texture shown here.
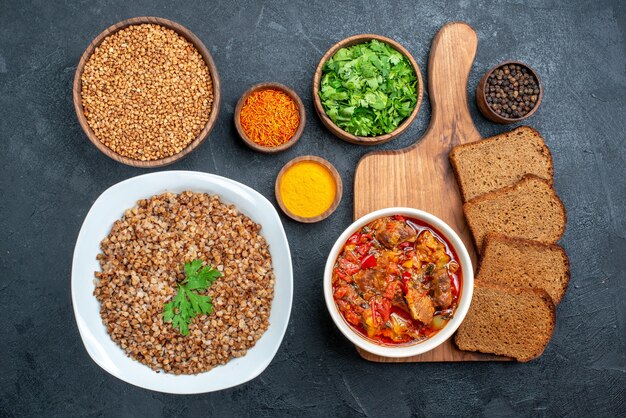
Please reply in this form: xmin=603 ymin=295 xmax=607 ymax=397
xmin=72 ymin=16 xmax=221 ymax=168
xmin=353 ymin=22 xmax=508 ymax=362
xmin=234 ymin=82 xmax=305 ymax=153
xmin=312 ymin=34 xmax=424 ymax=145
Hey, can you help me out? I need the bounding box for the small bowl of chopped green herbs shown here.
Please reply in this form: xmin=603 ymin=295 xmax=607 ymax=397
xmin=313 ymin=34 xmax=423 ymax=145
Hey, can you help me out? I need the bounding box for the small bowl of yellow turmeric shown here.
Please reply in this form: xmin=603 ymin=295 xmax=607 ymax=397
xmin=275 ymin=156 xmax=342 ymax=223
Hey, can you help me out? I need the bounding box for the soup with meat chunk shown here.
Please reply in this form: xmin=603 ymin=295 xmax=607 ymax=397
xmin=331 ymin=215 xmax=462 ymax=345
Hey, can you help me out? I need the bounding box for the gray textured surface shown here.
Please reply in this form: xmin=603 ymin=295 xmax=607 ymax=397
xmin=1 ymin=0 xmax=625 ymax=416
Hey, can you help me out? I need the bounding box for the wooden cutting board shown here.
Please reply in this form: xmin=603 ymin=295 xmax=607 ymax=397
xmin=353 ymin=22 xmax=507 ymax=362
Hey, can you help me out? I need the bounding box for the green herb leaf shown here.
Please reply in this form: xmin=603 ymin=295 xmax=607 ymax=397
xmin=163 ymin=260 xmax=222 ymax=336
xmin=184 ymin=259 xmax=203 ymax=278
xmin=319 ymin=39 xmax=418 ymax=137
xmin=186 ymin=290 xmax=213 ymax=315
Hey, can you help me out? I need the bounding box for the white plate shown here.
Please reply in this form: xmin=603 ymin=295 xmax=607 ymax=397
xmin=71 ymin=171 xmax=293 ymax=394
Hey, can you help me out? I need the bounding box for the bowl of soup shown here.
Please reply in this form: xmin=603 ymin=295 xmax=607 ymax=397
xmin=324 ymin=207 xmax=474 ymax=357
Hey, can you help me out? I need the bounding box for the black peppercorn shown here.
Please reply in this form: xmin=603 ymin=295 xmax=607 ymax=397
xmin=485 ymin=63 xmax=540 ymax=119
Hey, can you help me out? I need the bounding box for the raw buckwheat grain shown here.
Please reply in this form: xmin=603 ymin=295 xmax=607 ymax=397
xmin=81 ymin=24 xmax=213 ymax=161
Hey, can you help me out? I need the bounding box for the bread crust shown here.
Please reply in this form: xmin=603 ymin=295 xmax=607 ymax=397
xmin=449 ymin=145 xmax=470 ymax=204
xmin=450 ymin=129 xmax=565 ymax=362
xmin=463 ymin=174 xmax=567 ymax=250
xmin=455 ymin=282 xmax=556 ymax=362
xmin=479 ymin=232 xmax=571 ymax=304
xmin=449 ymin=126 xmax=554 ymax=202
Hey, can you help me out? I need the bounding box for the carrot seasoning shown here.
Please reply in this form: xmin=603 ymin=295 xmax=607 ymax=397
xmin=240 ymin=89 xmax=300 ymax=147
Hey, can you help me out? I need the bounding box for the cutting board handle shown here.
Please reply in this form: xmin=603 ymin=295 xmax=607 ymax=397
xmin=425 ymin=22 xmax=480 ymax=140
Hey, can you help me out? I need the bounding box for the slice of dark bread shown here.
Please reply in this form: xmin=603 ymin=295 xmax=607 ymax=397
xmin=479 ymin=233 xmax=570 ymax=304
xmin=455 ymin=281 xmax=555 ymax=361
xmin=449 ymin=126 xmax=554 ymax=202
xmin=464 ymin=174 xmax=566 ymax=251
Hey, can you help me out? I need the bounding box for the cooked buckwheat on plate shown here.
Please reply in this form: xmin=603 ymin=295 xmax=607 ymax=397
xmin=95 ymin=191 xmax=274 ymax=374
xmin=72 ymin=171 xmax=292 ymax=394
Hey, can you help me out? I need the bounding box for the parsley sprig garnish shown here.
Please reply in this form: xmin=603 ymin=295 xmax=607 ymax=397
xmin=163 ymin=259 xmax=221 ymax=336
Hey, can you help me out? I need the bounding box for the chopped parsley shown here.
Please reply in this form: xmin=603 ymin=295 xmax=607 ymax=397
xmin=319 ymin=39 xmax=418 ymax=137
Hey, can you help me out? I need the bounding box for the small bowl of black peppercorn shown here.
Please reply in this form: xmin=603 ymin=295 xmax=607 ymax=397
xmin=476 ymin=61 xmax=542 ymax=124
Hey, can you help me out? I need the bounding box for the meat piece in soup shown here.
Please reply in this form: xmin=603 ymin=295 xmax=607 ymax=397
xmin=374 ymin=218 xmax=417 ymax=249
xmin=431 ymin=269 xmax=453 ymax=309
xmin=354 ymin=268 xmax=385 ymax=298
xmin=405 ymin=280 xmax=435 ymax=325
xmin=332 ymin=215 xmax=462 ymax=345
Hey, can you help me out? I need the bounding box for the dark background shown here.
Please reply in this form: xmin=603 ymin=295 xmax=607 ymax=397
xmin=1 ymin=0 xmax=625 ymax=416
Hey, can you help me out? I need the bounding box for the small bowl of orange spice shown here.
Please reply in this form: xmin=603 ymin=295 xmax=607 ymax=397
xmin=235 ymin=82 xmax=305 ymax=153
xmin=275 ymin=156 xmax=342 ymax=223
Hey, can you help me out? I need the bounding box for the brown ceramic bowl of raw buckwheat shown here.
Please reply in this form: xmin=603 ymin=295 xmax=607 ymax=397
xmin=73 ymin=16 xmax=221 ymax=167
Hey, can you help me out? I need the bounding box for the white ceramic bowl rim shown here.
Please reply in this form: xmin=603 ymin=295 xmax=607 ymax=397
xmin=323 ymin=207 xmax=474 ymax=358
xmin=71 ymin=171 xmax=293 ymax=394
